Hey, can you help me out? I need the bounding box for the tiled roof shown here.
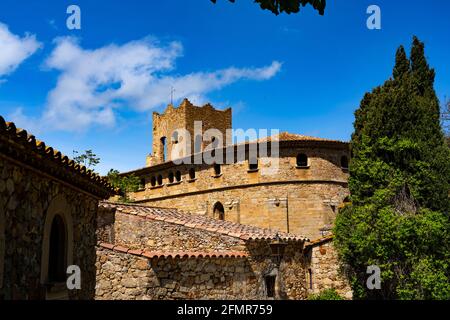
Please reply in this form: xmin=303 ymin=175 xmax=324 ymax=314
xmin=100 ymin=201 xmax=308 ymax=242
xmin=256 ymin=131 xmax=345 ymax=143
xmin=0 ymin=115 xmax=118 ymax=198
xmin=98 ymin=243 xmax=248 ymax=259
xmin=304 ymin=235 xmax=334 ymax=250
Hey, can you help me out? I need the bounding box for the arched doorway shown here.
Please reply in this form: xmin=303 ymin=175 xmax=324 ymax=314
xmin=213 ymin=202 xmax=225 ymax=221
xmin=40 ymin=196 xmax=74 ymax=299
xmin=48 ymin=215 xmax=67 ymax=283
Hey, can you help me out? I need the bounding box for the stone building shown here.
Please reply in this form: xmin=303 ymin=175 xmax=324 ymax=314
xmin=0 ymin=97 xmax=353 ymax=300
xmin=96 ymin=202 xmax=309 ymax=300
xmin=0 ymin=116 xmax=116 ymax=300
xmin=304 ymin=235 xmax=352 ymax=299
xmin=123 ymin=99 xmax=350 ymax=241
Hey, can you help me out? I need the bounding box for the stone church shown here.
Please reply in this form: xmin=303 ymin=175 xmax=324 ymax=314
xmin=0 ymin=99 xmax=353 ymax=300
xmin=123 ymin=98 xmax=350 ymax=241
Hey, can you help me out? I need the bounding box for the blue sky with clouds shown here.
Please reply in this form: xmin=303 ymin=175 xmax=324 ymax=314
xmin=0 ymin=0 xmax=449 ymax=174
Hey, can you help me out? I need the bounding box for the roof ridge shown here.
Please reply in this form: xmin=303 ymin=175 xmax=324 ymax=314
xmin=100 ymin=202 xmax=308 ymax=242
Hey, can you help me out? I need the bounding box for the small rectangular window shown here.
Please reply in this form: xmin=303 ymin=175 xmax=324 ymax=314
xmin=265 ymin=275 xmax=276 ymax=298
xmin=308 ymin=268 xmax=313 ymax=289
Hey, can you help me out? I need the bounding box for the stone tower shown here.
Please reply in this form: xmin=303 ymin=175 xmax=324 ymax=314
xmin=146 ymin=98 xmax=232 ymax=166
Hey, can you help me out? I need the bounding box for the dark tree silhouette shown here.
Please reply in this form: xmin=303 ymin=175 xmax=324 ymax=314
xmin=210 ymin=0 xmax=326 ymax=15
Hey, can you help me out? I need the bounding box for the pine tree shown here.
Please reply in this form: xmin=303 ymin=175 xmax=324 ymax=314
xmin=334 ymin=37 xmax=450 ymax=300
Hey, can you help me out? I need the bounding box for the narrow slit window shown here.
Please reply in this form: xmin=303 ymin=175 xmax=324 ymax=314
xmin=214 ymin=163 xmax=221 ymax=176
xmin=249 ymin=157 xmax=258 ymax=171
xmin=175 ymin=171 xmax=182 ymax=182
xmin=296 ymin=154 xmax=308 ymax=167
xmin=265 ymin=275 xmax=276 ymax=298
xmin=341 ymin=155 xmax=349 ymax=169
xmin=189 ymin=168 xmax=196 ymax=180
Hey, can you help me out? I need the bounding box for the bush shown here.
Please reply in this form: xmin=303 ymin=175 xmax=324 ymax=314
xmin=308 ymin=289 xmax=344 ymax=300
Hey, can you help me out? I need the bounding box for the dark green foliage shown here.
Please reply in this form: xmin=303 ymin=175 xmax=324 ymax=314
xmin=334 ymin=37 xmax=450 ymax=300
xmin=308 ymin=289 xmax=344 ymax=300
xmin=442 ymin=99 xmax=449 ymax=147
xmin=210 ymin=0 xmax=326 ymax=15
xmin=106 ymin=169 xmax=141 ymax=202
xmin=393 ymin=46 xmax=409 ymax=81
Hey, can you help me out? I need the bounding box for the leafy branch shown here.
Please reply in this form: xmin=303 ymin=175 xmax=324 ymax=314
xmin=210 ymin=0 xmax=326 ymax=15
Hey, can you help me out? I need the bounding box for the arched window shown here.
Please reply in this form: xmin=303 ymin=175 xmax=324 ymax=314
xmin=40 ymin=195 xmax=74 ymax=291
xmin=296 ymin=154 xmax=308 ymax=167
xmin=213 ymin=202 xmax=225 ymax=220
xmin=157 ymin=174 xmax=163 ymax=186
xmin=249 ymin=157 xmax=258 ymax=171
xmin=140 ymin=178 xmax=146 ymax=189
xmin=168 ymin=172 xmax=174 ymax=183
xmin=48 ymin=215 xmax=67 ymax=283
xmin=189 ymin=168 xmax=196 ymax=180
xmin=341 ymin=155 xmax=349 ymax=169
xmin=213 ymin=163 xmax=221 ymax=176
xmin=175 ymin=171 xmax=182 ymax=182
xmin=150 ymin=176 xmax=156 ymax=187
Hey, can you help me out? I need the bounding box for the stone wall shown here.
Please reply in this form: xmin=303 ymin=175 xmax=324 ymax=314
xmin=304 ymin=238 xmax=352 ymax=299
xmin=0 ymin=156 xmax=99 ymax=300
xmin=95 ymin=207 xmax=308 ymax=300
xmin=95 ymin=241 xmax=307 ymax=300
xmin=130 ymin=145 xmax=349 ymax=240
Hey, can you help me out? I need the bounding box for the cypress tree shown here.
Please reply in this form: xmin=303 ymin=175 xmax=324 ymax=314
xmin=393 ymin=45 xmax=410 ymax=80
xmin=334 ymin=37 xmax=450 ymax=299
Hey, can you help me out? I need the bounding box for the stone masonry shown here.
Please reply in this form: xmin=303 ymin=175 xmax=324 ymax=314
xmin=95 ymin=202 xmax=308 ymax=300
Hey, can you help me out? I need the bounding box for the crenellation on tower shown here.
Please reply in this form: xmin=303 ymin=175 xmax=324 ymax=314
xmin=146 ymin=98 xmax=232 ymax=166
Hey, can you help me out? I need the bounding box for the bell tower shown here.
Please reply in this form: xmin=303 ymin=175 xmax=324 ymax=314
xmin=146 ymin=98 xmax=232 ymax=166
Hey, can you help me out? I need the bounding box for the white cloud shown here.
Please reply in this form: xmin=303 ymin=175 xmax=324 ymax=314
xmin=16 ymin=36 xmax=282 ymax=132
xmin=0 ymin=22 xmax=41 ymax=80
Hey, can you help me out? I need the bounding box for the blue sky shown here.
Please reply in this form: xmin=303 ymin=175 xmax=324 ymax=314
xmin=0 ymin=0 xmax=449 ymax=174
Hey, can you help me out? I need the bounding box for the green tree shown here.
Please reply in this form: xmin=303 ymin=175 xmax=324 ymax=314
xmin=106 ymin=169 xmax=141 ymax=202
xmin=442 ymin=98 xmax=449 ymax=147
xmin=210 ymin=0 xmax=326 ymax=15
xmin=73 ymin=149 xmax=100 ymax=169
xmin=334 ymin=37 xmax=450 ymax=300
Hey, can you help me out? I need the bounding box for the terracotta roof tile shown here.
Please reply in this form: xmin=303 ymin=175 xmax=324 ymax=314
xmin=0 ymin=115 xmax=118 ymax=197
xmin=99 ymin=243 xmax=248 ymax=259
xmin=250 ymin=131 xmax=345 ymax=144
xmin=100 ymin=201 xmax=308 ymax=242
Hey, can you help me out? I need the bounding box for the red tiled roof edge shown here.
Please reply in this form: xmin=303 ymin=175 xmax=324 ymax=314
xmin=0 ymin=116 xmax=118 ymax=198
xmin=98 ymin=242 xmax=248 ymax=259
xmin=304 ymin=235 xmax=334 ymax=250
xmin=99 ymin=201 xmax=308 ymax=242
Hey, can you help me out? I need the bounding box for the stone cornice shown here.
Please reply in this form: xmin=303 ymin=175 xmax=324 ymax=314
xmin=132 ymin=179 xmax=348 ymax=203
